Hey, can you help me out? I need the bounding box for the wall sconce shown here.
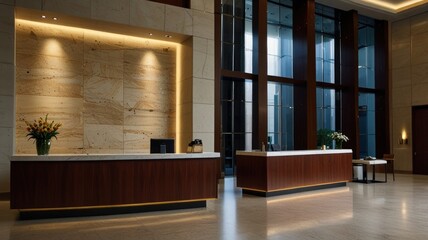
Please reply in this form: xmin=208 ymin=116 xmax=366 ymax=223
xmin=399 ymin=131 xmax=408 ymax=144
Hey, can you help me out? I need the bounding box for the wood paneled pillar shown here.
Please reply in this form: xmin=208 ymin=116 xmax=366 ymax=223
xmin=375 ymin=20 xmax=390 ymax=157
xmin=252 ymin=0 xmax=268 ymax=148
xmin=341 ymin=10 xmax=359 ymax=159
xmin=293 ymin=0 xmax=316 ymax=150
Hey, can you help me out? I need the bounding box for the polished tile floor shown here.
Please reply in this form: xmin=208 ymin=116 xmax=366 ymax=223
xmin=2 ymin=174 xmax=428 ymax=240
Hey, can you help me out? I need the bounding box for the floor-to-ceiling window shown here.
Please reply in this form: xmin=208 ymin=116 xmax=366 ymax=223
xmin=217 ymin=0 xmax=389 ymax=173
xmin=358 ymin=16 xmax=376 ymax=157
xmin=268 ymin=82 xmax=294 ymax=150
xmin=221 ymin=0 xmax=253 ymax=73
xmin=220 ymin=0 xmax=254 ymax=175
xmin=315 ymin=4 xmax=340 ymax=148
xmin=267 ymin=0 xmax=294 ymax=150
xmin=267 ymin=0 xmax=293 ymax=78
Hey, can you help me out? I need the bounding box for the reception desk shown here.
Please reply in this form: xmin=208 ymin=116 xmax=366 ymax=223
xmin=10 ymin=153 xmax=220 ymax=218
xmin=236 ymin=150 xmax=352 ymax=197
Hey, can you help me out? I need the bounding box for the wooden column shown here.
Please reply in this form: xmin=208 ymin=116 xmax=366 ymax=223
xmin=375 ymin=20 xmax=390 ymax=157
xmin=340 ymin=10 xmax=359 ymax=159
xmin=293 ymin=0 xmax=316 ymax=150
xmin=252 ymin=0 xmax=268 ymax=148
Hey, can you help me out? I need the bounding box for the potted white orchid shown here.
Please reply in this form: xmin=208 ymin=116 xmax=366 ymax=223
xmin=329 ymin=131 xmax=349 ymax=149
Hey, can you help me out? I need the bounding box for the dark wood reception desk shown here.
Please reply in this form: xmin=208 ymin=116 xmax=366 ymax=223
xmin=10 ymin=153 xmax=220 ymax=218
xmin=236 ymin=150 xmax=352 ymax=197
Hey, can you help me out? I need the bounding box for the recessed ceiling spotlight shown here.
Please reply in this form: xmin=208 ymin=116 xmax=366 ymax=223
xmin=149 ymin=33 xmax=153 ymax=36
xmin=53 ymin=17 xmax=58 ymax=21
xmin=165 ymin=34 xmax=172 ymax=38
xmin=41 ymin=15 xmax=46 ymax=19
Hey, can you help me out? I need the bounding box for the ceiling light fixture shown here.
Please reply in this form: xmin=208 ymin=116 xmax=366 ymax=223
xmin=53 ymin=17 xmax=58 ymax=21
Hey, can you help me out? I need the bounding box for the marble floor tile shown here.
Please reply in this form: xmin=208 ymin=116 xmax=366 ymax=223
xmin=2 ymin=174 xmax=428 ymax=239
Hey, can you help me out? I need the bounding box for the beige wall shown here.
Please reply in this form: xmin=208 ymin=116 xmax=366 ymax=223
xmin=391 ymin=12 xmax=428 ymax=172
xmin=0 ymin=0 xmax=214 ymax=192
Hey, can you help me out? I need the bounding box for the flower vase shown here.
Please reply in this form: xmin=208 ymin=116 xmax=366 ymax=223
xmin=36 ymin=138 xmax=51 ymax=155
xmin=336 ymin=141 xmax=342 ymax=149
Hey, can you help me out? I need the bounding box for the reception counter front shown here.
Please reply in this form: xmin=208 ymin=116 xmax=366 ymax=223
xmin=10 ymin=153 xmax=220 ymax=219
xmin=236 ymin=150 xmax=352 ymax=197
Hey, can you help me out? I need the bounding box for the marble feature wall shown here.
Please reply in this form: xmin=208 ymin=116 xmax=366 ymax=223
xmin=391 ymin=13 xmax=428 ymax=172
xmin=15 ymin=20 xmax=177 ymax=154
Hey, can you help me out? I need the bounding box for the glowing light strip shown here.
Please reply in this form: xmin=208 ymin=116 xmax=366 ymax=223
xmin=267 ymin=188 xmax=350 ymax=204
xmin=354 ymin=0 xmax=428 ymax=13
xmin=241 ymin=181 xmax=349 ymax=193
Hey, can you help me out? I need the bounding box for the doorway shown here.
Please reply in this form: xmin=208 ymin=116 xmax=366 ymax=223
xmin=412 ymin=106 xmax=428 ymax=174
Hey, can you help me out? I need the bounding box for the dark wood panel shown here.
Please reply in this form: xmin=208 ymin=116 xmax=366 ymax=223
xmin=236 ymin=156 xmax=267 ymax=191
xmin=375 ymin=20 xmax=390 ymax=157
xmin=11 ymin=158 xmax=219 ymax=209
xmin=293 ymin=0 xmax=316 ymax=149
xmin=236 ymin=152 xmax=352 ymax=192
xmin=253 ymin=0 xmax=268 ymax=146
xmin=341 ymin=10 xmax=359 ymax=159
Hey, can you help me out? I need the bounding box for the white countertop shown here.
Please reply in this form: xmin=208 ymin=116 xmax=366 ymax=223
xmin=11 ymin=152 xmax=220 ymax=161
xmin=236 ymin=149 xmax=352 ymax=157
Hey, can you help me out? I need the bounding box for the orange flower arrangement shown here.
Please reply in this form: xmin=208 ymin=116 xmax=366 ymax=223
xmin=25 ymin=114 xmax=62 ymax=141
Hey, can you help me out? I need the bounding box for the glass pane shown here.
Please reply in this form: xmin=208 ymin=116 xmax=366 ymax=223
xmin=268 ymin=133 xmax=280 ymax=145
xmin=268 ymin=82 xmax=280 ymax=106
xmin=235 ymin=0 xmax=245 ymax=18
xmin=245 ymin=133 xmax=252 ymax=151
xmin=317 ymin=108 xmax=323 ymax=130
xmin=234 ymin=101 xmax=247 ymax=133
xmin=323 ymin=17 xmax=335 ymax=34
xmin=280 ymin=5 xmax=292 ymax=27
xmin=323 ymin=89 xmax=335 ymax=109
xmin=323 ymin=108 xmax=335 ymax=130
xmin=367 ymin=134 xmax=376 ymax=156
xmin=222 ymin=134 xmax=233 ymax=167
xmin=234 ymin=134 xmax=246 ymax=151
xmin=267 ymin=1 xmax=293 ymax=78
xmin=316 ymin=87 xmax=323 ymax=108
xmin=267 ymin=2 xmax=280 ymax=24
xmin=367 ymin=93 xmax=375 ymax=111
xmin=267 ymin=106 xmax=280 ymax=132
xmin=367 ymin=111 xmax=376 ymax=134
xmin=245 ymin=102 xmax=253 ymax=133
xmin=222 ymin=101 xmax=233 ymax=132
xmin=245 ymin=80 xmax=253 ymax=102
xmin=222 ymin=15 xmax=234 ymax=43
xmin=222 ymin=42 xmax=233 ymax=70
xmin=323 ymin=61 xmax=334 ymax=83
xmin=281 ymin=84 xmax=293 ymax=107
xmin=221 ymin=0 xmax=234 ymax=16
xmin=221 ymin=79 xmax=233 ymax=100
xmin=360 ymin=134 xmax=368 ymax=157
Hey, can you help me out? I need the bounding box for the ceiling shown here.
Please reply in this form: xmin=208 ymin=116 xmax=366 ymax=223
xmin=317 ymin=0 xmax=428 ymax=21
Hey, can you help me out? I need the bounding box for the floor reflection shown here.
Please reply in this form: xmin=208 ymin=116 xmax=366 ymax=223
xmin=3 ymin=174 xmax=428 ymax=239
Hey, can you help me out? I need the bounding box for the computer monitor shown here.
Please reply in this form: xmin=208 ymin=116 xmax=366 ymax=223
xmin=150 ymin=138 xmax=175 ymax=154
